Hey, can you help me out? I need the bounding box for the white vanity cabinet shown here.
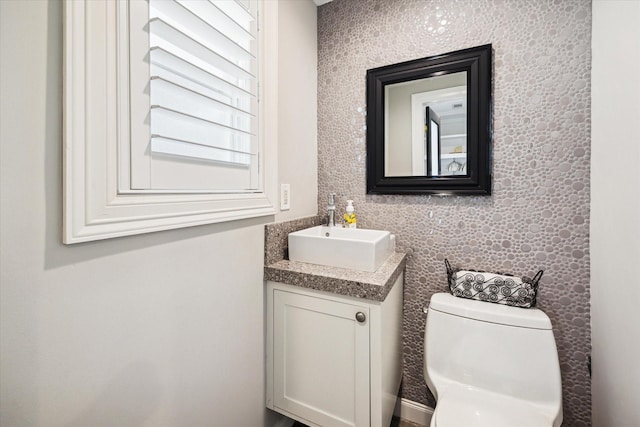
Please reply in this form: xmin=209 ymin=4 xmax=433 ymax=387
xmin=266 ymin=273 xmax=403 ymax=427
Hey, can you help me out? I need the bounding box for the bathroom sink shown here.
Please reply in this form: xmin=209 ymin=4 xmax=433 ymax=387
xmin=288 ymin=226 xmax=396 ymax=272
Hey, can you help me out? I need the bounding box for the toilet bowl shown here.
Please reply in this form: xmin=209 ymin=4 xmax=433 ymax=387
xmin=424 ymin=293 xmax=563 ymax=427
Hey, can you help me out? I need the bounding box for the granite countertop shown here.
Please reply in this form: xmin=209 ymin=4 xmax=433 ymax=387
xmin=264 ymin=251 xmax=407 ymax=302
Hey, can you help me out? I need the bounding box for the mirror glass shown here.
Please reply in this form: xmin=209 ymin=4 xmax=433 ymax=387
xmin=366 ymin=44 xmax=492 ymax=195
xmin=384 ymin=72 xmax=467 ymax=177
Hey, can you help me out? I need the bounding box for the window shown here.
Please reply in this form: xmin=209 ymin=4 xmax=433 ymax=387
xmin=63 ymin=0 xmax=277 ymax=243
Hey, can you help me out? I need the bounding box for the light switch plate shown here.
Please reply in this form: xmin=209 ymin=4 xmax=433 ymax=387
xmin=280 ymin=184 xmax=291 ymax=210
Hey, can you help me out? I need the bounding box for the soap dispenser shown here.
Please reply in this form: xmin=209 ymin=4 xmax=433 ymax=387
xmin=344 ymin=200 xmax=357 ymax=229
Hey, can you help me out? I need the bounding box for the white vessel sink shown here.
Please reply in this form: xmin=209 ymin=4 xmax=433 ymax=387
xmin=288 ymin=226 xmax=396 ymax=272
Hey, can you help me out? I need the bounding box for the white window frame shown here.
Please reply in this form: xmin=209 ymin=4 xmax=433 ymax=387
xmin=63 ymin=0 xmax=277 ymax=244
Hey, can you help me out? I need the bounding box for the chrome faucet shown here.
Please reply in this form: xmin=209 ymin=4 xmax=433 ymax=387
xmin=327 ymin=193 xmax=336 ymax=227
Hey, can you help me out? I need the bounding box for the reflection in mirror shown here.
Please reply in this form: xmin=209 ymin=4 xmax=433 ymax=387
xmin=366 ymin=44 xmax=492 ymax=195
xmin=384 ymin=72 xmax=467 ymax=177
xmin=426 ymin=106 xmax=441 ymax=176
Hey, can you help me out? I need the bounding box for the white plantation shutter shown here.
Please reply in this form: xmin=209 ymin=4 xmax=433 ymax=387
xmin=143 ymin=0 xmax=259 ymax=190
xmin=63 ymin=0 xmax=277 ymax=243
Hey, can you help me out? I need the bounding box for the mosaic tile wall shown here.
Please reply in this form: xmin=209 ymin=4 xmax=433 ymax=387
xmin=317 ymin=0 xmax=592 ymax=425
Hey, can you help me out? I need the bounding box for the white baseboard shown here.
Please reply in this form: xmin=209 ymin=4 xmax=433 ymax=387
xmin=394 ymin=398 xmax=434 ymax=426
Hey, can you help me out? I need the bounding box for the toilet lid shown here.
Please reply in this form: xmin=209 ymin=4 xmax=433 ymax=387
xmin=434 ymin=390 xmax=555 ymax=427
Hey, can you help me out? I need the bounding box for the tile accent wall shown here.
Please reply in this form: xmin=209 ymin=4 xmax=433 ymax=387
xmin=317 ymin=0 xmax=592 ymax=425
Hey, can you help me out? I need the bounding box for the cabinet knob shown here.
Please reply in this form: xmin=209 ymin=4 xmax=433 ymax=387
xmin=355 ymin=312 xmax=366 ymax=323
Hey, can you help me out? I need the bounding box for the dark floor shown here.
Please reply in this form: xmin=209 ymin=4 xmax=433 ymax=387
xmin=293 ymin=416 xmax=424 ymax=427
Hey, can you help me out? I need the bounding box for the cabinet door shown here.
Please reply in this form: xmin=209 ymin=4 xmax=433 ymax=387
xmin=273 ymin=290 xmax=370 ymax=427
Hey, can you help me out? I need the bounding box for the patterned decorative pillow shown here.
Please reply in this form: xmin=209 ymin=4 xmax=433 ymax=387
xmin=445 ymin=259 xmax=543 ymax=308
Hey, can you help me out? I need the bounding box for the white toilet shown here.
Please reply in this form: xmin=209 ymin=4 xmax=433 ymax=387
xmin=424 ymin=293 xmax=563 ymax=427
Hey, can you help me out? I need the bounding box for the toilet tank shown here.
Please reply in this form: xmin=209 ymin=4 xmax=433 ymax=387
xmin=424 ymin=293 xmax=562 ymax=407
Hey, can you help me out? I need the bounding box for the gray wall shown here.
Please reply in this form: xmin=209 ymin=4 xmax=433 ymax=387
xmin=591 ymin=1 xmax=640 ymax=426
xmin=0 ymin=1 xmax=317 ymax=426
xmin=277 ymin=0 xmax=319 ymax=222
xmin=317 ymin=0 xmax=592 ymax=425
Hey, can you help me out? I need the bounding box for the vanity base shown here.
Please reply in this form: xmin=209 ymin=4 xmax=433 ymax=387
xmin=266 ymin=274 xmax=403 ymax=427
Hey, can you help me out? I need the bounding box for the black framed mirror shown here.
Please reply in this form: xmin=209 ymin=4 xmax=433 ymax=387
xmin=366 ymin=44 xmax=492 ymax=195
